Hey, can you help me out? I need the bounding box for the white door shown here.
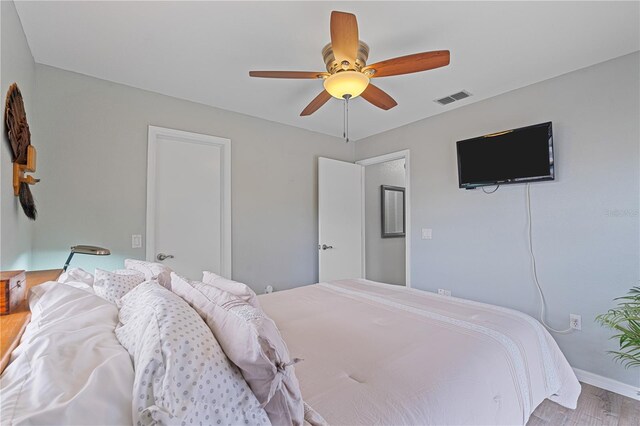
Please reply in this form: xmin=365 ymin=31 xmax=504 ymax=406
xmin=146 ymin=126 xmax=231 ymax=279
xmin=318 ymin=157 xmax=363 ymax=282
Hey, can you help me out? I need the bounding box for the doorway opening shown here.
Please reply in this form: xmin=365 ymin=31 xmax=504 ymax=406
xmin=356 ymin=150 xmax=410 ymax=287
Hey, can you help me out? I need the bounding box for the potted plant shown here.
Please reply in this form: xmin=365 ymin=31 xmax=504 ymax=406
xmin=596 ymin=286 xmax=640 ymax=368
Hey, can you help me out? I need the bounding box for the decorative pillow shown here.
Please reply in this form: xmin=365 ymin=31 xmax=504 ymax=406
xmin=57 ymin=267 xmax=94 ymax=286
xmin=93 ymin=268 xmax=145 ymax=305
xmin=172 ymin=273 xmax=304 ymax=426
xmin=116 ymin=281 xmax=269 ymax=426
xmin=124 ymin=259 xmax=172 ymax=289
xmin=202 ymin=271 xmax=261 ymax=309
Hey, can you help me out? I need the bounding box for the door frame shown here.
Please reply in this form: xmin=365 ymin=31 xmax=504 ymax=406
xmin=146 ymin=125 xmax=232 ymax=278
xmin=356 ymin=150 xmax=411 ymax=287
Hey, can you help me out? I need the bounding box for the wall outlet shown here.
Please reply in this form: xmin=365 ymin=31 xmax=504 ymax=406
xmin=421 ymin=228 xmax=433 ymax=240
xmin=438 ymin=289 xmax=451 ymax=297
xmin=570 ymin=314 xmax=582 ymax=330
xmin=132 ymin=234 xmax=142 ymax=249
xmin=264 ymin=285 xmax=274 ymax=294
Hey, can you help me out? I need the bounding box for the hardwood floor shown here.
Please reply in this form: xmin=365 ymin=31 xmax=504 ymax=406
xmin=527 ymin=383 xmax=640 ymax=426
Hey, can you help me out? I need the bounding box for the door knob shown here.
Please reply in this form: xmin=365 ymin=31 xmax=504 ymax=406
xmin=321 ymin=244 xmax=334 ymax=250
xmin=156 ymin=253 xmax=174 ymax=261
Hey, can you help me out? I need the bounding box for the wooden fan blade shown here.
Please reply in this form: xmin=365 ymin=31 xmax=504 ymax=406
xmin=249 ymin=71 xmax=328 ymax=79
xmin=330 ymin=11 xmax=359 ymax=66
xmin=364 ymin=50 xmax=450 ymax=78
xmin=300 ymin=91 xmax=332 ymax=116
xmin=360 ymin=84 xmax=398 ymax=110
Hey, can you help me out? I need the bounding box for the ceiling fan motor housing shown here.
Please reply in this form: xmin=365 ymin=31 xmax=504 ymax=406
xmin=322 ymin=41 xmax=370 ymax=74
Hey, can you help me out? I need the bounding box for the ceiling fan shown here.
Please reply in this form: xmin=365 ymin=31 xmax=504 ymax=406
xmin=249 ymin=11 xmax=450 ymax=117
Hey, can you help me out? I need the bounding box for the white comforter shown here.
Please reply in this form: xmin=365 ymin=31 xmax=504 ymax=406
xmin=259 ymin=279 xmax=581 ymax=426
xmin=0 ymin=282 xmax=134 ymax=426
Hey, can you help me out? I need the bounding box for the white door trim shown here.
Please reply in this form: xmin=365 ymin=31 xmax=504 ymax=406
xmin=146 ymin=125 xmax=232 ymax=278
xmin=356 ymin=150 xmax=411 ymax=287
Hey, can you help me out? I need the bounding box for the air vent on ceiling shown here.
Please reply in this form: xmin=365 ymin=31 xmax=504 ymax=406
xmin=435 ymin=90 xmax=472 ymax=106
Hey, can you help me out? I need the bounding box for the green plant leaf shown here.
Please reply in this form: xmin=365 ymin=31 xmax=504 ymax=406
xmin=598 ymin=285 xmax=640 ymax=368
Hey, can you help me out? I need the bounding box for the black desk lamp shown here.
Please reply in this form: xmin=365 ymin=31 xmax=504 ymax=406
xmin=63 ymin=245 xmax=111 ymax=271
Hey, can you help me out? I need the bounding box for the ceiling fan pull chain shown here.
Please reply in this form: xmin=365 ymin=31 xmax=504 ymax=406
xmin=346 ymin=96 xmax=349 ymax=143
xmin=344 ymin=94 xmax=351 ymax=143
xmin=343 ymin=97 xmax=346 ymax=140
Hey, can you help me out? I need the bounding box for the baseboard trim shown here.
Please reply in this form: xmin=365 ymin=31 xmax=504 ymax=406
xmin=573 ymin=367 xmax=639 ymax=401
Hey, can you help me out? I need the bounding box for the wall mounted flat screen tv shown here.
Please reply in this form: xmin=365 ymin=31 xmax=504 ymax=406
xmin=456 ymin=122 xmax=554 ymax=189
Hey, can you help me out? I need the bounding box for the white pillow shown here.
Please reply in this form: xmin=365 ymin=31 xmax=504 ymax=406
xmin=202 ymin=271 xmax=261 ymax=309
xmin=57 ymin=267 xmax=94 ymax=286
xmin=93 ymin=268 xmax=145 ymax=305
xmin=116 ymin=281 xmax=269 ymax=426
xmin=173 ymin=273 xmax=305 ymax=426
xmin=124 ymin=259 xmax=172 ymax=289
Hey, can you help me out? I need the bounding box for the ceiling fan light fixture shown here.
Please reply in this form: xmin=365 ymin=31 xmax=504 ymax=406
xmin=323 ymin=71 xmax=369 ymax=99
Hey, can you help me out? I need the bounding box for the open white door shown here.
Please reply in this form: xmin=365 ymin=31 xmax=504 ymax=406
xmin=147 ymin=126 xmax=231 ymax=280
xmin=318 ymin=157 xmax=363 ymax=282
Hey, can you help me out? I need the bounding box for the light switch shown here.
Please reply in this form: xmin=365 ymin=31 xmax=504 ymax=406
xmin=132 ymin=234 xmax=142 ymax=249
xmin=421 ymin=228 xmax=432 ymax=240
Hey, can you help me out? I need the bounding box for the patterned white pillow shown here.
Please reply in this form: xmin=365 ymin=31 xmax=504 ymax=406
xmin=116 ymin=281 xmax=269 ymax=426
xmin=93 ymin=268 xmax=146 ymax=305
xmin=124 ymin=259 xmax=172 ymax=289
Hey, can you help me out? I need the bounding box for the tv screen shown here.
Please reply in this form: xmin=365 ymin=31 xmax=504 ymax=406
xmin=456 ymin=122 xmax=554 ymax=189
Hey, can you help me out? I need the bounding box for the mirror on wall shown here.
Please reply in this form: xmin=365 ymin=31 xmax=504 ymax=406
xmin=381 ymin=185 xmax=405 ymax=238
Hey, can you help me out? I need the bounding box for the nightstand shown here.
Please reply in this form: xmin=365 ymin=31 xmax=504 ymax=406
xmin=0 ymin=269 xmax=62 ymax=374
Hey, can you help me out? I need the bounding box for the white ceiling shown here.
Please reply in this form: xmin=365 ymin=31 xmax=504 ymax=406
xmin=15 ymin=1 xmax=640 ymax=141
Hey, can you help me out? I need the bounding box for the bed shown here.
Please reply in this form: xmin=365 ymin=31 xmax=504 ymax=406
xmin=259 ymin=279 xmax=581 ymax=425
xmin=0 ymin=274 xmax=580 ymax=426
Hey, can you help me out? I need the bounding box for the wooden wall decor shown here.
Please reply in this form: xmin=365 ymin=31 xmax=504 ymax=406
xmin=4 ymin=83 xmax=38 ymax=220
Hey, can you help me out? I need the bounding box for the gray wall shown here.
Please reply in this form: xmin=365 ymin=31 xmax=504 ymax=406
xmin=365 ymin=159 xmax=405 ymax=285
xmin=355 ymin=53 xmax=640 ymax=386
xmin=1 ymin=0 xmax=36 ymax=271
xmin=30 ymin=65 xmax=354 ymax=291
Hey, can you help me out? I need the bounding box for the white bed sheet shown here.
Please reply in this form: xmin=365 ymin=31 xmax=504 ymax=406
xmin=259 ymin=279 xmax=581 ymax=426
xmin=0 ymin=281 xmax=134 ymax=426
